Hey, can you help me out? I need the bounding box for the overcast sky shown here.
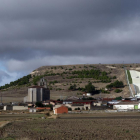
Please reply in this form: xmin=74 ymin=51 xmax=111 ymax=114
xmin=0 ymin=0 xmax=140 ymax=86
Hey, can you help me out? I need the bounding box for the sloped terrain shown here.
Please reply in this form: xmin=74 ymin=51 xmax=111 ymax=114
xmin=1 ymin=63 xmax=140 ymax=103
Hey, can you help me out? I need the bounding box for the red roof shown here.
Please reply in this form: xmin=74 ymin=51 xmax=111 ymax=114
xmin=36 ymin=107 xmax=51 ymax=110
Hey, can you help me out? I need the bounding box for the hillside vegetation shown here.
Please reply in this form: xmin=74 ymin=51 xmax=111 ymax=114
xmin=1 ymin=63 xmax=139 ymax=102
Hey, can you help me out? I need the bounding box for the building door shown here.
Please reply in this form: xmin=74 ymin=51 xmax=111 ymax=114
xmin=86 ymin=107 xmax=88 ymax=110
xmin=134 ymin=105 xmax=138 ymax=109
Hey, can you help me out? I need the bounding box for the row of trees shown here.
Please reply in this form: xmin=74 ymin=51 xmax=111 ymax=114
xmin=67 ymin=69 xmax=111 ymax=83
xmin=0 ymin=75 xmax=31 ymax=90
xmin=69 ymin=81 xmax=124 ymax=94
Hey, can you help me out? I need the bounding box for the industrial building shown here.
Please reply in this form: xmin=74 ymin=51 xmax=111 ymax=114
xmin=113 ymin=101 xmax=140 ymax=110
xmin=24 ymin=77 xmax=50 ymax=103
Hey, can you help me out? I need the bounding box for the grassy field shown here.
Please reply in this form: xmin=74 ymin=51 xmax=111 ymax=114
xmin=1 ymin=112 xmax=140 ymax=140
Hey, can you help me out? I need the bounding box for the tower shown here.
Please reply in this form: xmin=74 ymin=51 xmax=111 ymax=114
xmin=39 ymin=77 xmax=47 ymax=88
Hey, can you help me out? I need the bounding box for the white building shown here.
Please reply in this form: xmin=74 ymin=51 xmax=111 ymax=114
xmin=113 ymin=102 xmax=140 ymax=110
xmin=3 ymin=105 xmax=28 ymax=111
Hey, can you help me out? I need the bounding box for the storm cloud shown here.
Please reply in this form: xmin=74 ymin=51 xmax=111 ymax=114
xmin=0 ymin=0 xmax=140 ymax=85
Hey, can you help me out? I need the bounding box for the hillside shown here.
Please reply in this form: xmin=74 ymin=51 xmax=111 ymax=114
xmin=1 ymin=63 xmax=140 ymax=103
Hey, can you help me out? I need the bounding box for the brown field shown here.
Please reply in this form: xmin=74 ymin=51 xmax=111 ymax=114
xmin=1 ymin=112 xmax=140 ymax=140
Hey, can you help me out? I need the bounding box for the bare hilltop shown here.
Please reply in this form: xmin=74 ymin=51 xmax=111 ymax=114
xmin=1 ymin=63 xmax=140 ymax=103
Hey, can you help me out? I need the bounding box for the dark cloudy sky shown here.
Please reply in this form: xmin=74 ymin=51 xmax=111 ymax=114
xmin=0 ymin=0 xmax=140 ymax=86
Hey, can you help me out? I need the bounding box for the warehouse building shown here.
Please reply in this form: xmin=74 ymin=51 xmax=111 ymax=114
xmin=3 ymin=105 xmax=28 ymax=111
xmin=113 ymin=101 xmax=140 ymax=110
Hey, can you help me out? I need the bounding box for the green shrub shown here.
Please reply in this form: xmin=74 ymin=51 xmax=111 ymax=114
xmin=114 ymin=96 xmax=122 ymax=100
xmin=127 ymin=70 xmax=132 ymax=84
xmin=106 ymin=80 xmax=124 ymax=89
xmin=0 ymin=74 xmax=32 ymax=90
xmin=69 ymin=84 xmax=77 ymax=91
xmin=85 ymin=82 xmax=95 ymax=93
xmin=115 ymin=89 xmax=122 ymax=93
xmin=112 ymin=76 xmax=116 ymax=79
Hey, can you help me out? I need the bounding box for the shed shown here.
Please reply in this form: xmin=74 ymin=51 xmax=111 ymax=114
xmin=29 ymin=108 xmax=36 ymax=113
xmin=54 ymin=105 xmax=68 ymax=115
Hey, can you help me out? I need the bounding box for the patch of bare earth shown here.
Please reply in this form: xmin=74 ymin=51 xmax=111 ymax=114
xmin=1 ymin=113 xmax=140 ymax=140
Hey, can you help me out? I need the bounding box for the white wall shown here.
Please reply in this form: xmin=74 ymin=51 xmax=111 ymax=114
xmin=3 ymin=106 xmax=6 ymax=110
xmin=65 ymin=104 xmax=72 ymax=108
xmin=130 ymin=70 xmax=140 ymax=95
xmin=13 ymin=106 xmax=28 ymax=110
xmin=113 ymin=104 xmax=134 ymax=110
xmin=71 ymin=106 xmax=84 ymax=110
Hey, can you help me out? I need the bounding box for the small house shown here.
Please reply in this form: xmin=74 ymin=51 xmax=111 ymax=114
xmin=71 ymin=104 xmax=84 ymax=111
xmin=54 ymin=105 xmax=68 ymax=115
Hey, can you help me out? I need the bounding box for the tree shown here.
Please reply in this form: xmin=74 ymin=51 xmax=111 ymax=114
xmin=106 ymin=80 xmax=124 ymax=89
xmin=35 ymin=101 xmax=44 ymax=107
xmin=115 ymin=89 xmax=122 ymax=93
xmin=113 ymin=80 xmax=124 ymax=88
xmin=85 ymin=82 xmax=95 ymax=93
xmin=114 ymin=96 xmax=122 ymax=100
xmin=69 ymin=84 xmax=77 ymax=90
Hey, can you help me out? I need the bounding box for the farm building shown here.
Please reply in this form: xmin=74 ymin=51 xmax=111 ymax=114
xmin=113 ymin=102 xmax=140 ymax=110
xmin=93 ymin=101 xmax=102 ymax=106
xmin=71 ymin=104 xmax=84 ymax=110
xmin=3 ymin=105 xmax=28 ymax=111
xmin=71 ymin=103 xmax=91 ymax=110
xmin=54 ymin=105 xmax=68 ymax=115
